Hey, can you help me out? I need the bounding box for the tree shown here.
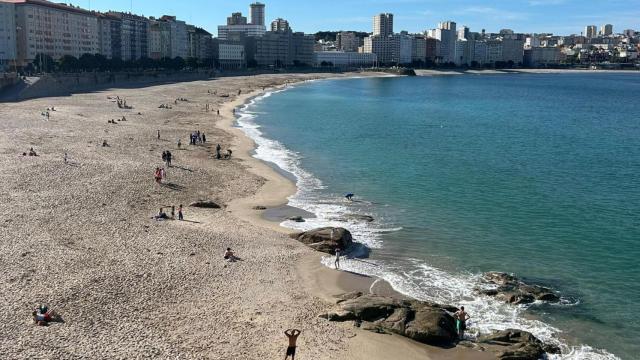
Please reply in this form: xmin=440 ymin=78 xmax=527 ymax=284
xmin=32 ymin=53 xmax=55 ymax=73
xmin=246 ymin=58 xmax=257 ymax=68
xmin=58 ymin=55 xmax=80 ymax=72
xmin=94 ymin=54 xmax=109 ymax=71
xmin=186 ymin=57 xmax=199 ymax=69
xmin=79 ymin=53 xmax=97 ymax=71
xmin=109 ymin=57 xmax=124 ymax=71
xmin=136 ymin=56 xmax=155 ymax=70
xmin=172 ymin=57 xmax=186 ymax=70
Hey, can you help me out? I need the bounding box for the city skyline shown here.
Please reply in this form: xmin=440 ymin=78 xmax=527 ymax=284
xmin=63 ymin=0 xmax=637 ymax=36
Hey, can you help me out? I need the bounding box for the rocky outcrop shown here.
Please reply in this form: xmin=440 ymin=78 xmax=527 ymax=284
xmin=479 ymin=272 xmax=560 ymax=305
xmin=289 ymin=227 xmax=353 ymax=254
xmin=335 ymin=214 xmax=375 ymax=223
xmin=189 ymin=200 xmax=221 ymax=209
xmin=321 ymin=294 xmax=459 ymax=346
xmin=478 ymin=329 xmax=561 ymax=360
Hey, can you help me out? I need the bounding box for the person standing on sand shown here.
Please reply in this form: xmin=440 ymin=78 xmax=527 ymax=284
xmin=154 ymin=168 xmax=162 ymax=183
xmin=157 ymin=130 xmax=160 ymax=140
xmin=177 ymin=139 xmax=181 ymax=148
xmin=454 ymin=306 xmax=471 ymax=340
xmin=178 ymin=204 xmax=183 ymax=220
xmin=334 ymin=248 xmax=341 ymax=269
xmin=202 ymin=133 xmax=206 ymax=143
xmin=284 ymin=329 xmax=301 ymax=360
xmin=171 ymin=206 xmax=175 ymax=219
xmin=166 ymin=151 xmax=172 ymax=167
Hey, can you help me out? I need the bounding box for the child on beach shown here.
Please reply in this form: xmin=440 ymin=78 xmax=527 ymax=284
xmin=334 ymin=248 xmax=341 ymax=269
xmin=224 ymin=248 xmax=238 ymax=262
xmin=154 ymin=168 xmax=162 ymax=183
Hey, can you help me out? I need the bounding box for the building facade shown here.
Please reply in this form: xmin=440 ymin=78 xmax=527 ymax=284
xmin=336 ymin=32 xmax=359 ymax=52
xmin=0 ymin=1 xmax=17 ymax=70
xmin=13 ymin=0 xmax=100 ymax=67
xmin=108 ymin=12 xmax=149 ymax=61
xmin=270 ymin=18 xmax=290 ymax=32
xmin=254 ymin=31 xmax=313 ymax=67
xmin=373 ymin=13 xmax=393 ymax=37
xmin=585 ymin=25 xmax=597 ymax=38
xmin=313 ymin=51 xmax=377 ymax=68
xmin=524 ymin=46 xmax=561 ymax=67
xmin=250 ymin=2 xmax=265 ymax=26
xmin=218 ymin=24 xmax=266 ymax=40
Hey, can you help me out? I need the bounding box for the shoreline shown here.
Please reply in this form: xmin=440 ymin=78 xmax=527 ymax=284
xmin=216 ymin=73 xmax=497 ymax=360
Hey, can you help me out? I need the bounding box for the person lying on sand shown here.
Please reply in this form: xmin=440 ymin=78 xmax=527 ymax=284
xmin=224 ymin=248 xmax=238 ymax=262
xmin=27 ymin=148 xmax=37 ymax=156
xmin=32 ymin=305 xmax=58 ymax=326
xmin=284 ymin=329 xmax=301 ymax=360
xmin=153 ymin=208 xmax=169 ymax=220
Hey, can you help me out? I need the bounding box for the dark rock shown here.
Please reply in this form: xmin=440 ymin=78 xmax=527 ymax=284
xmin=252 ymin=206 xmax=267 ymax=210
xmin=479 ymin=329 xmax=559 ymax=360
xmin=289 ymin=227 xmax=353 ymax=254
xmin=336 ymin=214 xmax=375 ymax=223
xmin=335 ymin=291 xmax=363 ymax=304
xmin=480 ymin=272 xmax=560 ymax=304
xmin=323 ymin=294 xmax=458 ymax=346
xmin=287 ymin=216 xmax=305 ymax=222
xmin=189 ymin=200 xmax=221 ymax=209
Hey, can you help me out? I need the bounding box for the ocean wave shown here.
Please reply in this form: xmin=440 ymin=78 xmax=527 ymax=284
xmin=235 ymin=85 xmax=621 ymax=360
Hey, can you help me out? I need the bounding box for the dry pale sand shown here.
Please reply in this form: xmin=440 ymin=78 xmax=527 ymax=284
xmin=0 ymin=72 xmax=492 ymax=360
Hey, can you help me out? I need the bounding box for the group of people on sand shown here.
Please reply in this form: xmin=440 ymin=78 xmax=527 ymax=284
xmin=116 ymin=97 xmax=131 ymax=109
xmin=190 ymin=131 xmax=205 ymax=145
xmin=159 ymin=103 xmax=173 ymax=109
xmin=161 ymin=150 xmax=173 ymax=167
xmin=153 ymin=205 xmax=183 ymax=221
xmin=154 ymin=167 xmax=167 ymax=183
xmin=22 ymin=147 xmax=38 ymax=156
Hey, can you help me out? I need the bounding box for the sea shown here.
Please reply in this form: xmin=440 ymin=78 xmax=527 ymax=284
xmin=236 ymin=73 xmax=640 ymax=360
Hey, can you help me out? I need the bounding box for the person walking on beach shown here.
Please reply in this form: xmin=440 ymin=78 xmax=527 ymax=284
xmin=162 ymin=151 xmax=167 ymax=164
xmin=177 ymin=139 xmax=181 ymax=148
xmin=154 ymin=167 xmax=162 ymax=184
xmin=171 ymin=206 xmax=175 ymax=219
xmin=63 ymin=152 xmax=68 ymax=164
xmin=216 ymin=144 xmax=222 ymax=159
xmin=454 ymin=306 xmax=471 ymax=340
xmin=178 ymin=204 xmax=184 ymax=221
xmin=334 ymin=248 xmax=341 ymax=269
xmin=157 ymin=129 xmax=160 ymax=140
xmin=284 ymin=329 xmax=301 ymax=360
xmin=202 ymin=133 xmax=206 ymax=143
xmin=166 ymin=151 xmax=172 ymax=167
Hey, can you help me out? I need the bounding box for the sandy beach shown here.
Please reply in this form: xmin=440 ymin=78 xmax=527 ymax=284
xmin=0 ymin=72 xmax=492 ymax=359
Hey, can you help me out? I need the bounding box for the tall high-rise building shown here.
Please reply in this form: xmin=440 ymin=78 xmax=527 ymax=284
xmin=373 ymin=13 xmax=393 ymax=37
xmin=600 ymin=24 xmax=613 ymax=36
xmin=584 ymin=25 xmax=597 ymax=38
xmin=250 ymin=2 xmax=265 ymax=26
xmin=433 ymin=21 xmax=457 ymax=63
xmin=457 ymin=26 xmax=469 ymax=40
xmin=271 ymin=18 xmax=290 ymax=32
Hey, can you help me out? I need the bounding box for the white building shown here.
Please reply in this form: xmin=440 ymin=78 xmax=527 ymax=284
xmin=218 ymin=43 xmax=245 ymax=69
xmin=313 ymin=51 xmax=377 ymax=68
xmin=14 ymin=0 xmax=100 ymax=67
xmin=218 ymin=24 xmax=266 ymax=40
xmin=363 ymin=34 xmax=411 ymax=65
xmin=600 ymin=24 xmax=613 ymax=36
xmin=162 ymin=16 xmax=189 ymax=59
xmin=431 ymin=21 xmax=456 ymax=63
xmin=0 ymin=2 xmax=17 ymax=70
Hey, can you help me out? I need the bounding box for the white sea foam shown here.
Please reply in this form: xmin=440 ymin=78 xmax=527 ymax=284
xmin=235 ymin=85 xmax=621 ymax=360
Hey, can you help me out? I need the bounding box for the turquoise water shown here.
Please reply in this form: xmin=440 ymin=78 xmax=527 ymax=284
xmin=238 ymin=73 xmax=640 ymax=359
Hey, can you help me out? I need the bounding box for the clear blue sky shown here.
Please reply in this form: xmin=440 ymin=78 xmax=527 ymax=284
xmin=69 ymin=0 xmax=638 ymax=36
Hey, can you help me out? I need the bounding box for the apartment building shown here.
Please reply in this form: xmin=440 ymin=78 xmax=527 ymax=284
xmin=107 ymin=12 xmax=149 ymax=61
xmin=313 ymin=51 xmax=377 ymax=68
xmin=253 ymin=31 xmax=313 ymax=67
xmin=0 ymin=1 xmax=17 ymax=70
xmin=10 ymin=0 xmax=100 ymax=66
